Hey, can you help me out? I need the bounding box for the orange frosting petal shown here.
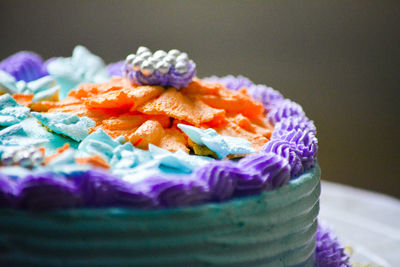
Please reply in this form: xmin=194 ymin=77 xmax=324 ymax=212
xmin=158 ymin=128 xmax=189 ymax=153
xmin=215 ymin=121 xmax=268 ymax=151
xmin=226 ymin=113 xmax=273 ymax=138
xmin=69 ymin=77 xmax=132 ymax=99
xmin=181 ymin=78 xmax=221 ymax=96
xmin=12 ymin=93 xmax=34 ymax=107
xmin=199 ymin=88 xmax=265 ymax=122
xmin=129 ymin=119 xmax=165 ymax=149
xmin=99 ymin=113 xmax=170 ymax=135
xmin=128 ymin=85 xmax=164 ymax=111
xmin=137 ymin=87 xmax=225 ymax=126
xmin=84 ymin=89 xmax=132 ymax=109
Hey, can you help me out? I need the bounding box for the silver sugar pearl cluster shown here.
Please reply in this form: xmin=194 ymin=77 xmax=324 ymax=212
xmin=125 ymin=46 xmax=191 ymax=76
xmin=0 ymin=147 xmax=44 ymax=168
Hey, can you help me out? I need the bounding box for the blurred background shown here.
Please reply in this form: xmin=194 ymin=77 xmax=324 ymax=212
xmin=1 ymin=1 xmax=399 ymax=198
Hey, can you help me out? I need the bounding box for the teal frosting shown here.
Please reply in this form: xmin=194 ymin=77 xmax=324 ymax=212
xmin=77 ymin=129 xmax=121 ymax=160
xmin=23 ymin=75 xmax=61 ymax=103
xmin=0 ymin=94 xmax=30 ymax=127
xmin=75 ymin=129 xmax=213 ymax=182
xmin=31 ymin=112 xmax=95 ymax=142
xmin=177 ymin=124 xmax=256 ymax=158
xmin=47 ymin=46 xmax=110 ymax=99
xmin=43 ymin=148 xmax=92 ymax=175
xmin=19 ymin=118 xmax=78 ymax=155
xmin=110 ymin=143 xmax=213 ymax=181
xmin=148 ymin=144 xmax=213 ymax=173
xmin=0 ymin=70 xmax=20 ymax=94
xmin=110 ymin=144 xmax=154 ymax=178
xmin=0 ymin=123 xmax=47 ymax=147
xmin=32 ymin=86 xmax=59 ymax=103
xmin=1 ymin=123 xmax=214 ymax=181
xmin=26 ymin=75 xmax=58 ymax=94
xmin=0 ymin=117 xmax=79 ymax=157
xmin=0 ymin=71 xmax=59 ymax=97
xmin=0 ymin=166 xmax=320 ymax=266
xmin=110 ymin=142 xmax=143 ymax=168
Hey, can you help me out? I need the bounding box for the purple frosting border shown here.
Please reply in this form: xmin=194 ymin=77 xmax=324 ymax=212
xmin=0 ymin=75 xmax=318 ymax=211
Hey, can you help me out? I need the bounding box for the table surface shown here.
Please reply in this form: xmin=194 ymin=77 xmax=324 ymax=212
xmin=320 ymin=181 xmax=400 ymax=267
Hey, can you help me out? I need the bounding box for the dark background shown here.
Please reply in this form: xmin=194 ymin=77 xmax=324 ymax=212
xmin=1 ymin=1 xmax=399 ymax=198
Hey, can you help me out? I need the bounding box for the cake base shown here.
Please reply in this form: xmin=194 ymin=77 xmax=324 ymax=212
xmin=0 ymin=166 xmax=320 ymax=266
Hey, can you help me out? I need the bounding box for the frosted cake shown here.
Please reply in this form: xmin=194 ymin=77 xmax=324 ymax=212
xmin=0 ymin=46 xmax=349 ymax=266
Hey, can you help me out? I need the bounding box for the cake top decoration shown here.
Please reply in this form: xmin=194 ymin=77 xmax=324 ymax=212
xmin=0 ymin=47 xmax=318 ymax=211
xmin=123 ymin=46 xmax=196 ymax=89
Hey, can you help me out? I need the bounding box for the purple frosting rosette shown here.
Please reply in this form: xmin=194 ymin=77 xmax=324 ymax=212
xmin=316 ymin=222 xmax=351 ymax=267
xmin=106 ymin=60 xmax=124 ymax=77
xmin=0 ymin=51 xmax=48 ymax=82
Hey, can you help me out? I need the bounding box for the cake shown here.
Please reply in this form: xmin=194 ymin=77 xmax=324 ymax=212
xmin=0 ymin=46 xmax=349 ymax=266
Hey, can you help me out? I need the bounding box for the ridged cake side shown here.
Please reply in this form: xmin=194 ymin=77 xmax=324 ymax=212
xmin=0 ymin=165 xmax=320 ymax=267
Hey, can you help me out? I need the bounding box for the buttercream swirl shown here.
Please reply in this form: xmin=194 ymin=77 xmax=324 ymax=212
xmin=142 ymin=175 xmax=210 ymax=208
xmin=75 ymin=170 xmax=156 ymax=209
xmin=272 ymin=129 xmax=318 ymax=171
xmin=193 ymin=161 xmax=240 ymax=201
xmin=262 ymin=139 xmax=304 ymax=178
xmin=267 ymin=99 xmax=306 ymax=124
xmin=273 ymin=116 xmax=316 ymax=134
xmin=237 ymin=152 xmax=291 ymax=195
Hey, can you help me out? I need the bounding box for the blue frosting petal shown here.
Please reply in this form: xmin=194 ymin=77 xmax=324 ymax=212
xmin=0 ymin=116 xmax=19 ymax=127
xmin=177 ymin=124 xmax=256 ymax=159
xmin=32 ymin=86 xmax=59 ymax=103
xmin=78 ymin=129 xmax=120 ymax=161
xmin=26 ymin=75 xmax=58 ymax=94
xmin=0 ymin=71 xmax=19 ymax=95
xmin=112 ymin=150 xmax=139 ymax=169
xmin=0 ymin=72 xmax=60 ymax=98
xmin=31 ymin=112 xmax=95 ymax=142
xmin=0 ymin=123 xmax=47 ymax=147
xmin=110 ymin=142 xmax=147 ymax=169
xmin=47 ymin=46 xmax=110 ymax=99
xmin=148 ymin=144 xmax=213 ymax=173
xmin=18 ymin=118 xmax=77 ymax=155
xmin=0 ymin=94 xmax=30 ymax=126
